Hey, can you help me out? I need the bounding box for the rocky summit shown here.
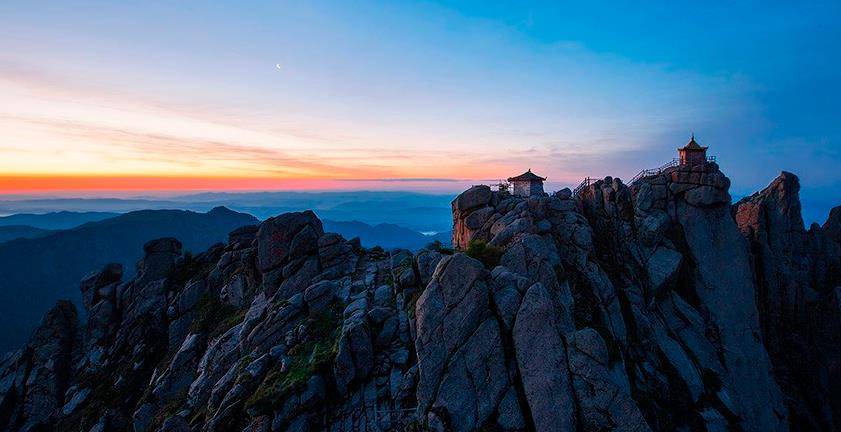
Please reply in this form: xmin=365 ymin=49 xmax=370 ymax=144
xmin=1 ymin=161 xmax=840 ymax=432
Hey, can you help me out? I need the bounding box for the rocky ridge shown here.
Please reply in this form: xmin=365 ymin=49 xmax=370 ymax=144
xmin=1 ymin=161 xmax=840 ymax=432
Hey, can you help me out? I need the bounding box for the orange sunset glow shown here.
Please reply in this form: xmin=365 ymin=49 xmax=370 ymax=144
xmin=0 ymin=174 xmax=487 ymax=193
xmin=0 ymin=0 xmax=838 ymax=208
xmin=0 ymin=2 xmax=730 ymax=195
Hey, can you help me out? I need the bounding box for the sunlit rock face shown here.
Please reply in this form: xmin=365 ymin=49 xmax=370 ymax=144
xmin=2 ymin=162 xmax=840 ymax=432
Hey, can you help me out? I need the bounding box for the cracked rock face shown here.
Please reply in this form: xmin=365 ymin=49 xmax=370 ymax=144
xmin=734 ymin=172 xmax=841 ymax=430
xmin=512 ymin=282 xmax=576 ymax=432
xmin=414 ymin=254 xmax=512 ymax=431
xmin=1 ymin=162 xmax=840 ymax=432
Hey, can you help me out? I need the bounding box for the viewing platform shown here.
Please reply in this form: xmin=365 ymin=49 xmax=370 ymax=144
xmin=572 ymin=135 xmax=716 ymax=197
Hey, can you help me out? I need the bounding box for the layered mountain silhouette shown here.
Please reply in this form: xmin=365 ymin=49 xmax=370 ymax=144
xmin=0 ymin=225 xmax=55 ymax=243
xmin=322 ymin=219 xmax=450 ymax=250
xmin=0 ymin=207 xmax=257 ymax=352
xmin=0 ymin=211 xmax=120 ymax=230
xmin=0 ymin=191 xmax=453 ymax=233
xmin=0 ymin=212 xmax=452 ymax=251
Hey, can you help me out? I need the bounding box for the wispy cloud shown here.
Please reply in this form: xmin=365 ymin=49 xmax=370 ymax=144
xmin=0 ymin=2 xmax=767 ymax=192
xmin=337 ymin=178 xmax=465 ymax=182
xmin=0 ymin=114 xmax=377 ymax=177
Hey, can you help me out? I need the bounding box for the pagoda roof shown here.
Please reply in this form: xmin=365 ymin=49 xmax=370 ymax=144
xmin=679 ymin=135 xmax=708 ymax=151
xmin=507 ymin=169 xmax=546 ymax=182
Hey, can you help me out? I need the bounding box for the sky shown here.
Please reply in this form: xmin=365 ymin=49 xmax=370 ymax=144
xmin=0 ymin=1 xmax=839 ymax=219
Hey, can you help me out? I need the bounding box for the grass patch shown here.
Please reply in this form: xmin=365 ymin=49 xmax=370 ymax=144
xmin=245 ymin=304 xmax=343 ymax=413
xmin=149 ymin=389 xmax=188 ymax=430
xmin=189 ymin=294 xmax=246 ymax=339
xmin=213 ymin=309 xmax=247 ymax=338
xmin=465 ymin=239 xmax=503 ymax=269
xmin=406 ymin=289 xmax=423 ymax=319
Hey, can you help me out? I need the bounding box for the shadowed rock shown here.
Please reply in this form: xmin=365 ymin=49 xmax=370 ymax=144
xmin=1 ymin=163 xmax=839 ymax=432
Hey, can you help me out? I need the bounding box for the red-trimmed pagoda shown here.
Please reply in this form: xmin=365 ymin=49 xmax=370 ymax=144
xmin=678 ymin=134 xmax=709 ymax=166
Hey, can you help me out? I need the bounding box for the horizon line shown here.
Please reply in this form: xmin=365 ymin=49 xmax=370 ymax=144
xmin=0 ymin=174 xmax=590 ymax=194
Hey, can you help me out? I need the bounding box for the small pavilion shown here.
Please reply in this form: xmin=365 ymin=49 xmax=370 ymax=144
xmin=678 ymin=135 xmax=708 ymax=166
xmin=507 ymin=169 xmax=546 ymax=197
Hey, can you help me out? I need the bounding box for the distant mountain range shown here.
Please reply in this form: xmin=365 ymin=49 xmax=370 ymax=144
xmin=0 ymin=211 xmax=119 ymax=229
xmin=0 ymin=225 xmax=55 ymax=243
xmin=0 ymin=212 xmax=453 ymax=251
xmin=0 ymin=207 xmax=258 ymax=353
xmin=0 ymin=191 xmax=454 ymax=233
xmin=322 ymin=219 xmax=450 ymax=250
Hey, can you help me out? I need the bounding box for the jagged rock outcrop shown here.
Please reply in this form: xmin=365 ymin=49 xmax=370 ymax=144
xmin=0 ymin=301 xmax=77 ymax=431
xmin=733 ymin=172 xmax=841 ymax=430
xmin=1 ymin=162 xmax=839 ymax=432
xmin=0 ymin=209 xmax=429 ymax=432
xmin=442 ymin=159 xmax=805 ymax=431
xmin=824 ymin=205 xmax=841 ymax=245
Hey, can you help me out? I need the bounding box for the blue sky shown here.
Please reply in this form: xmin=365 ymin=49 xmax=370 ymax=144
xmin=0 ymin=0 xmax=839 ymax=222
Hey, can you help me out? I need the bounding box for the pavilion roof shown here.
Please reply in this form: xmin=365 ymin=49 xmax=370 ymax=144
xmin=507 ymin=169 xmax=546 ymax=182
xmin=679 ymin=135 xmax=708 ymax=151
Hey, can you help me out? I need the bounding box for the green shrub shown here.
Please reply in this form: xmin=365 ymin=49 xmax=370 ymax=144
xmin=151 ymin=390 xmax=188 ymax=430
xmin=166 ymin=252 xmax=215 ymax=289
xmin=426 ymin=240 xmax=454 ymax=255
xmin=189 ymin=294 xmax=244 ymax=338
xmin=245 ymin=304 xmax=343 ymax=413
xmin=465 ymin=239 xmax=502 ymax=268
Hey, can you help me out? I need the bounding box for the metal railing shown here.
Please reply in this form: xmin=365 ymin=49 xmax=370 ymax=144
xmin=572 ymin=177 xmax=592 ymax=197
xmin=571 ymin=156 xmax=716 ymax=197
xmin=628 ymin=158 xmax=679 ymax=184
xmin=627 ymin=156 xmax=716 ymax=185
